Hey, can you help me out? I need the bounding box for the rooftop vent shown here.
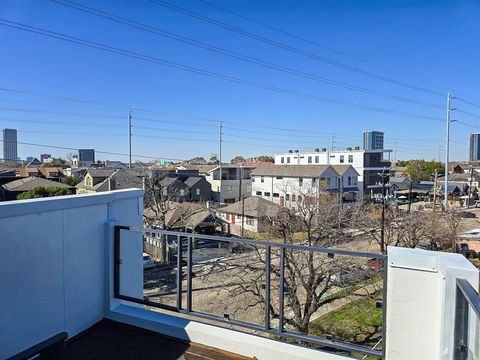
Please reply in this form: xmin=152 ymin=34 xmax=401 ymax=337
xmin=288 ymin=150 xmax=293 ymax=153
xmin=354 ymin=146 xmax=360 ymax=150
xmin=294 ymin=150 xmax=299 ymax=153
xmin=346 ymin=147 xmax=352 ymax=151
xmin=314 ymin=148 xmax=320 ymax=152
xmin=321 ymin=148 xmax=327 ymax=152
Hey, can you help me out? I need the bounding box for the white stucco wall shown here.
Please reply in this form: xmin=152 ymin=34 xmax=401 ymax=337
xmin=0 ymin=189 xmax=144 ymax=358
xmin=386 ymin=247 xmax=479 ymax=360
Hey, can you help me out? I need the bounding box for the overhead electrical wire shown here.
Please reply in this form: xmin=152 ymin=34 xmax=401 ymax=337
xmin=148 ymin=0 xmax=445 ymax=97
xmin=49 ymin=0 xmax=443 ymax=109
xmin=0 ymin=19 xmax=446 ymax=123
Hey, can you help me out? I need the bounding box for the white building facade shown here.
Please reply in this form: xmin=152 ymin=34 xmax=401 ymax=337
xmin=274 ymin=147 xmax=391 ymax=195
xmin=251 ymin=164 xmax=360 ymax=206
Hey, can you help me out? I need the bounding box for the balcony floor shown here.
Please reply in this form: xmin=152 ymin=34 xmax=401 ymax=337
xmin=65 ymin=319 xmax=253 ymax=360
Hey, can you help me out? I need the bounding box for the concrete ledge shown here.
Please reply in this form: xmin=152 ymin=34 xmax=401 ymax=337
xmin=0 ymin=189 xmax=144 ymax=218
xmin=107 ymin=304 xmax=350 ymax=360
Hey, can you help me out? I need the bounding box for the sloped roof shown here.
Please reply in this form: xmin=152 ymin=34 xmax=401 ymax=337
xmin=183 ymin=176 xmax=205 ymax=187
xmin=251 ymin=165 xmax=338 ymax=177
xmin=144 ymin=202 xmax=215 ymax=230
xmin=178 ymin=164 xmax=218 ymax=173
xmin=330 ymin=165 xmax=360 ymax=176
xmin=217 ymin=196 xmax=282 ymax=218
xmin=3 ymin=177 xmax=72 ymax=191
xmin=87 ymin=169 xmax=116 ymax=178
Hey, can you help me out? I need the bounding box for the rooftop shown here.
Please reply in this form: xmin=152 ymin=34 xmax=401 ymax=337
xmin=2 ymin=176 xmax=72 ymax=191
xmin=251 ymin=164 xmax=355 ymax=177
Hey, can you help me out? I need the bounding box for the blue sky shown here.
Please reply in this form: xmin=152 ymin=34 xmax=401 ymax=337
xmin=0 ymin=0 xmax=479 ymax=163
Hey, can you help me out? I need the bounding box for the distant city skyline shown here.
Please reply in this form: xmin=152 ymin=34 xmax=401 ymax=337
xmin=1 ymin=1 xmax=479 ymax=162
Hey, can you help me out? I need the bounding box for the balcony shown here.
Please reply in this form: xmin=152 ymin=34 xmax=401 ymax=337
xmin=0 ymin=189 xmax=478 ymax=360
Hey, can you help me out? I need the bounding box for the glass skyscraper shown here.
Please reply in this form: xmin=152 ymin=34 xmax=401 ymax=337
xmin=363 ymin=131 xmax=384 ymax=150
xmin=470 ymin=133 xmax=480 ymax=162
xmin=2 ymin=128 xmax=17 ymax=163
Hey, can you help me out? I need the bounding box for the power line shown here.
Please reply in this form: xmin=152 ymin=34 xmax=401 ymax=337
xmin=198 ymin=0 xmax=450 ymax=92
xmin=0 ymin=139 xmax=186 ymax=161
xmin=0 ymin=19 xmax=445 ymax=124
xmin=149 ymin=0 xmax=444 ymax=96
xmin=457 ymin=97 xmax=480 ymax=110
xmin=49 ymin=0 xmax=443 ymax=109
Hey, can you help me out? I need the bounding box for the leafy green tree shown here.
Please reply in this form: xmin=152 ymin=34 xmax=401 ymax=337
xmin=207 ymin=154 xmax=220 ymax=165
xmin=230 ymin=156 xmax=246 ymax=164
xmin=61 ymin=175 xmax=81 ymax=186
xmin=395 ymin=160 xmax=408 ymax=167
xmin=255 ymin=155 xmax=274 ymax=163
xmin=405 ymin=160 xmax=444 ymax=183
xmin=17 ymin=186 xmax=71 ymax=200
xmin=187 ymin=156 xmax=207 ymax=165
xmin=41 ymin=158 xmax=68 ymax=168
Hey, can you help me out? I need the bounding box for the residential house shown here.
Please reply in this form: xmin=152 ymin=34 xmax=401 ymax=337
xmin=76 ymin=169 xmax=142 ymax=194
xmin=17 ymin=167 xmax=65 ymax=181
xmin=24 ymin=157 xmax=42 ymax=167
xmin=0 ymin=168 xmax=18 ymax=186
xmin=176 ymin=164 xmax=254 ymax=203
xmin=216 ymin=196 xmax=283 ymax=235
xmin=251 ymin=164 xmax=359 ymax=206
xmin=0 ymin=177 xmax=74 ymax=201
xmin=274 ymin=147 xmax=391 ymax=196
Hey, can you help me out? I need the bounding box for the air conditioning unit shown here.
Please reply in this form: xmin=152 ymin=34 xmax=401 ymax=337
xmin=294 ymin=150 xmax=299 ymax=153
xmin=315 ymin=148 xmax=320 ymax=152
xmin=346 ymin=147 xmax=352 ymax=151
xmin=321 ymin=148 xmax=327 ymax=152
xmin=288 ymin=150 xmax=293 ymax=153
xmin=354 ymin=146 xmax=360 ymax=150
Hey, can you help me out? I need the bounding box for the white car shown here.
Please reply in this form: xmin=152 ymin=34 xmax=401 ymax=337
xmin=143 ymin=253 xmax=155 ymax=269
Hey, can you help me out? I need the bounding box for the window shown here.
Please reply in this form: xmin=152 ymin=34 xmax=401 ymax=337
xmin=353 ymin=177 xmax=357 ymax=185
xmin=179 ymin=189 xmax=185 ymax=196
xmin=276 ymin=176 xmax=283 ymax=180
xmin=348 ymin=155 xmax=354 ymax=163
xmin=196 ymin=188 xmax=200 ymax=196
xmin=298 ymin=195 xmax=302 ymax=201
xmin=291 ymin=194 xmax=296 ymax=201
xmin=264 ymin=192 xmax=271 ymax=197
xmin=320 ymin=177 xmax=326 ymax=186
xmin=315 ymin=156 xmax=319 ymax=163
xmin=286 ymin=194 xmax=290 ymax=201
xmin=261 ymin=176 xmax=265 ymax=183
xmin=327 ymin=177 xmax=331 ymax=185
xmin=273 ymin=193 xmax=280 ymax=198
xmin=340 ymin=155 xmax=345 ymax=163
xmin=348 ymin=176 xmax=352 ymax=186
xmin=252 ymin=176 xmax=255 ymax=182
xmin=312 ymin=178 xmax=316 ymax=185
xmin=226 ymin=214 xmax=231 ymax=221
xmin=86 ymin=177 xmax=92 ymax=186
xmin=287 ymin=157 xmax=291 ymax=164
xmin=281 ymin=157 xmax=284 ymax=164
xmin=256 ymin=191 xmax=262 ymax=196
xmin=246 ymin=216 xmax=254 ymax=226
xmin=308 ymin=156 xmax=312 ymax=164
xmin=299 ymin=178 xmax=303 ymax=186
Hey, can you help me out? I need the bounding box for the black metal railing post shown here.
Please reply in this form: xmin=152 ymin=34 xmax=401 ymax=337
xmin=114 ymin=225 xmax=130 ymax=298
xmin=187 ymin=236 xmax=193 ymax=312
xmin=176 ymin=234 xmax=182 ymax=310
xmin=265 ymin=246 xmax=271 ymax=331
xmin=278 ymin=247 xmax=285 ymax=333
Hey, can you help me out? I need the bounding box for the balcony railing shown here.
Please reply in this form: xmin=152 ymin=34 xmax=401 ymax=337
xmin=454 ymin=278 xmax=480 ymax=360
xmin=114 ymin=226 xmax=387 ymax=358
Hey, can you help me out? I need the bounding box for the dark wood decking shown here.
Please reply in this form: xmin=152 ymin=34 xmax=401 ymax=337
xmin=65 ymin=319 xmax=254 ymax=360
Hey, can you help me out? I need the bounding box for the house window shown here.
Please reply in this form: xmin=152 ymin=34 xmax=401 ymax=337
xmin=273 ymin=193 xmax=280 ymax=198
xmin=246 ymin=217 xmax=254 ymax=226
xmin=312 ymin=178 xmax=316 ymax=185
xmin=308 ymin=156 xmax=312 ymax=164
xmin=299 ymin=178 xmax=303 ymax=186
xmin=287 ymin=157 xmax=291 ymax=164
xmin=196 ymin=188 xmax=201 ymax=196
xmin=315 ymin=156 xmax=319 ymax=163
xmin=320 ymin=177 xmax=326 ymax=187
xmin=256 ymin=191 xmax=262 ymax=196
xmin=286 ymin=194 xmax=290 ymax=200
xmin=340 ymin=155 xmax=345 ymax=163
xmin=281 ymin=157 xmax=284 ymax=164
xmin=264 ymin=192 xmax=271 ymax=197
xmin=86 ymin=177 xmax=92 ymax=186
xmin=252 ymin=176 xmax=255 ymax=182
xmin=327 ymin=177 xmax=331 ymax=185
xmin=276 ymin=176 xmax=283 ymax=180
xmin=261 ymin=176 xmax=265 ymax=183
xmin=179 ymin=189 xmax=185 ymax=196
xmin=226 ymin=214 xmax=231 ymax=221
xmin=348 ymin=155 xmax=354 ymax=163
xmin=353 ymin=177 xmax=357 ymax=185
xmin=348 ymin=176 xmax=352 ymax=186
xmin=291 ymin=195 xmax=296 ymax=201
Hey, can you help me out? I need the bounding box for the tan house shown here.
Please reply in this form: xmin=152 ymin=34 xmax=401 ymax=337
xmin=76 ymin=169 xmax=142 ymax=194
xmin=17 ymin=167 xmax=65 ymax=181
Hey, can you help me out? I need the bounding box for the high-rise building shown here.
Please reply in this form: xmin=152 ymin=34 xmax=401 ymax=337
xmin=2 ymin=128 xmax=18 ymax=163
xmin=363 ymin=131 xmax=384 ymax=150
xmin=40 ymin=154 xmax=52 ymax=163
xmin=78 ymin=149 xmax=95 ymax=166
xmin=470 ymin=133 xmax=480 ymax=162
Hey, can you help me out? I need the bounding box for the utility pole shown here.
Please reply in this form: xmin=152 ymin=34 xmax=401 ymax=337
xmin=219 ymin=121 xmax=223 ymax=166
xmin=467 ymin=166 xmax=473 ymax=208
xmin=379 ymin=168 xmax=389 ymax=254
xmin=241 ymin=194 xmax=245 ymax=237
xmin=433 ymin=170 xmax=438 ymax=212
xmin=331 ymin=133 xmax=336 ymax=151
xmin=407 ymin=180 xmax=413 ymax=213
xmin=128 ymin=111 xmax=132 ymax=169
xmin=445 ymin=92 xmax=456 ymax=211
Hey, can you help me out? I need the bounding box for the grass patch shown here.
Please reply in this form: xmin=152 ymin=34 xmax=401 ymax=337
xmin=310 ymin=291 xmax=383 ymax=350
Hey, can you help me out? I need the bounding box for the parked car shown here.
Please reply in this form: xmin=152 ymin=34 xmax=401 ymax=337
xmin=143 ymin=253 xmax=155 ymax=269
xmin=454 ymin=211 xmax=476 ymax=218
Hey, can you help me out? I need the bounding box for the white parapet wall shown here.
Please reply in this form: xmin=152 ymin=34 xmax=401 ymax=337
xmin=0 ymin=189 xmax=144 ymax=359
xmin=385 ymin=246 xmax=479 ymax=360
